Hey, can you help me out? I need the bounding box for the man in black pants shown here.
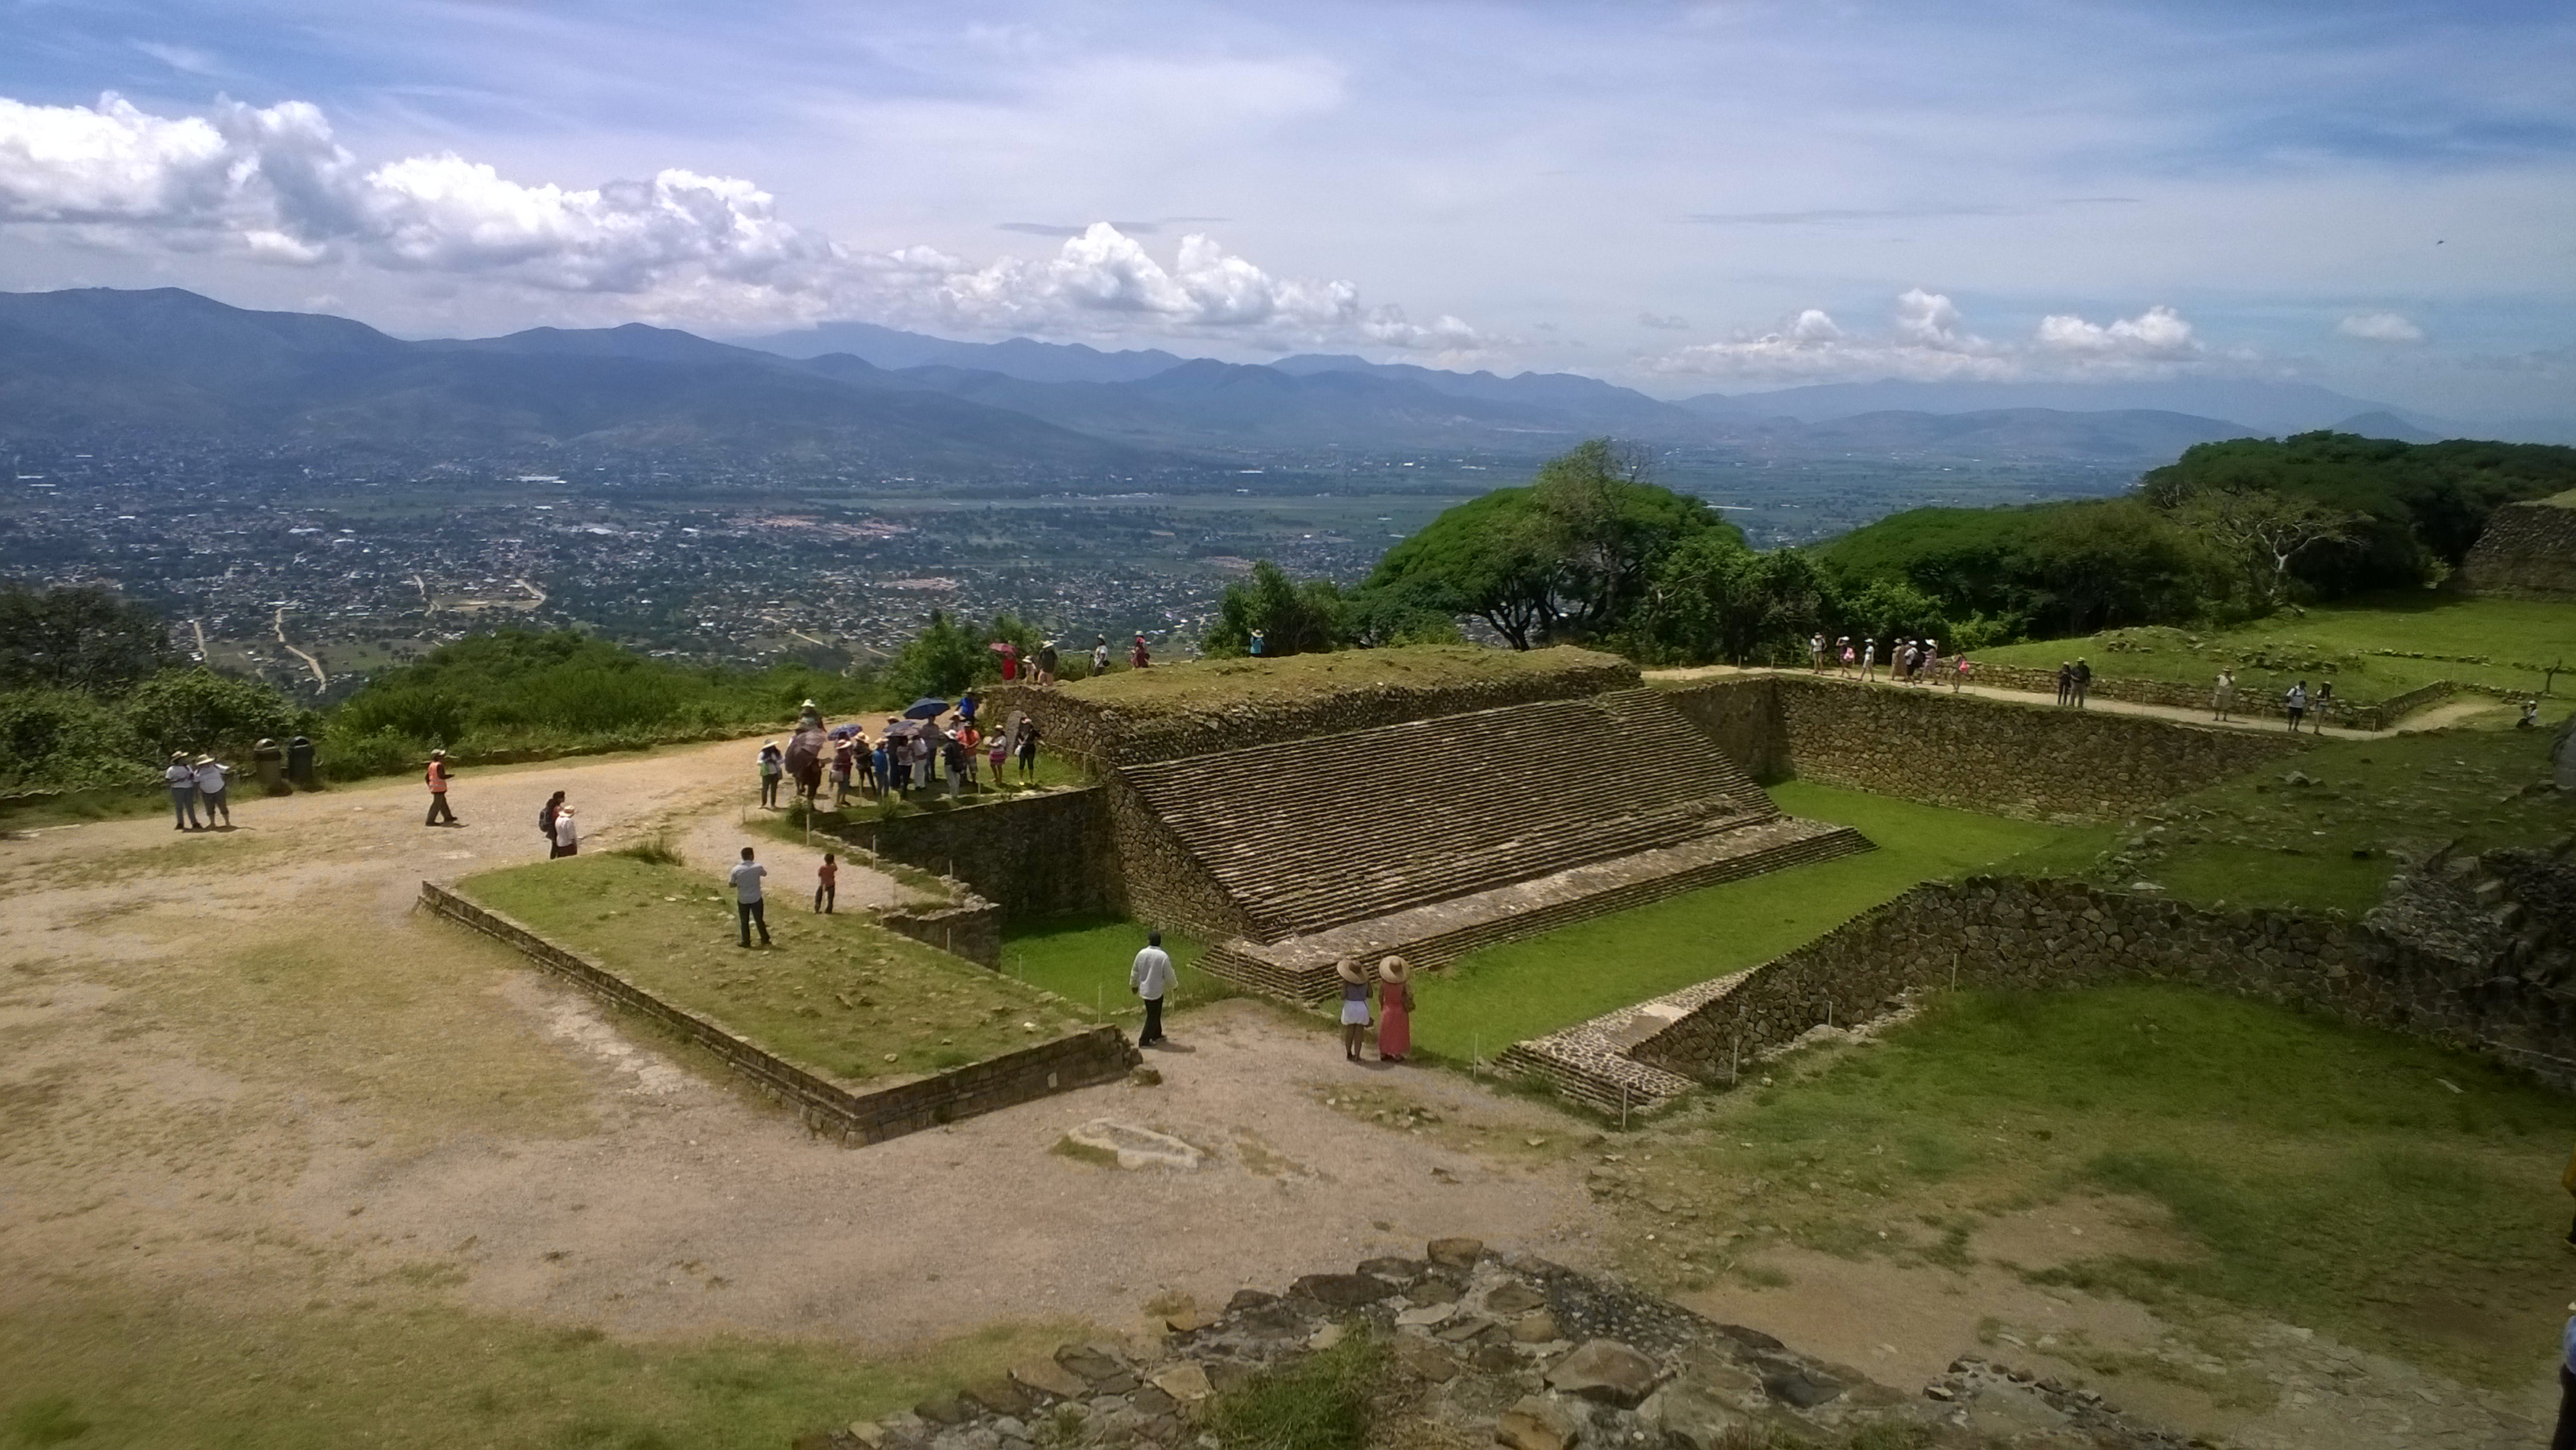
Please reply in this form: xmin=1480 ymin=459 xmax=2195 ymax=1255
xmin=728 ymin=846 xmax=772 ymax=948
xmin=1129 ymin=929 xmax=1174 ymax=1047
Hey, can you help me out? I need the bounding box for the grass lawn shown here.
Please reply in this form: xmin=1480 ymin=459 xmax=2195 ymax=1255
xmin=1050 ymin=643 xmax=1625 ymax=718
xmin=1408 ymin=782 xmax=2076 ymax=1062
xmin=461 ymin=854 xmax=1091 ymax=1083
xmin=999 ymin=914 xmax=1231 ymax=1020
xmin=1992 ymin=721 xmax=2575 ymax=916
xmin=1976 ymin=592 xmax=2576 ymax=705
xmin=0 ymin=1287 xmax=1077 ymax=1450
xmin=1601 ymin=982 xmax=2576 ymax=1389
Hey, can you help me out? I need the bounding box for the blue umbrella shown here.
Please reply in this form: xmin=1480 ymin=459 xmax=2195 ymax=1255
xmin=904 ymin=697 xmax=950 ymax=720
xmin=827 ymin=723 xmax=865 ymax=740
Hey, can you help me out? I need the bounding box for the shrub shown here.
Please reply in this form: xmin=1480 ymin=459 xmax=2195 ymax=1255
xmin=122 ymin=668 xmax=308 ymax=761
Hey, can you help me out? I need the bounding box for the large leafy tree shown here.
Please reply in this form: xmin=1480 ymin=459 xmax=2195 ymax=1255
xmin=1368 ymin=439 xmax=1730 ymax=648
xmin=1636 ymin=536 xmax=1837 ymax=666
xmin=0 ymin=583 xmax=176 ymax=692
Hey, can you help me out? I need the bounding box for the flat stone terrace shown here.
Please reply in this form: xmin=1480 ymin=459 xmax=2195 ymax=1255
xmin=1200 ymin=815 xmax=1870 ymax=1003
xmin=1123 ymin=687 xmax=1780 ymax=943
xmin=1493 ymin=972 xmax=1757 ymax=1116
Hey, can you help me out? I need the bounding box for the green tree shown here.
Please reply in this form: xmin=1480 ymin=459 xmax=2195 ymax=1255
xmin=123 ymin=668 xmax=307 ymax=760
xmin=1204 ymin=561 xmax=1351 ymax=657
xmin=0 ymin=687 xmax=144 ymax=790
xmin=1368 ymin=439 xmax=1729 ymax=648
xmin=2170 ymin=484 xmax=2361 ymax=613
xmin=883 ymin=611 xmax=989 ymax=700
xmin=1635 ymin=536 xmax=1836 ymax=666
xmin=0 ymin=583 xmax=176 ymax=692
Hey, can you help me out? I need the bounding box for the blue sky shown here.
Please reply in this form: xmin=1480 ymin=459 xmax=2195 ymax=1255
xmin=1 ymin=0 xmax=2569 ymax=420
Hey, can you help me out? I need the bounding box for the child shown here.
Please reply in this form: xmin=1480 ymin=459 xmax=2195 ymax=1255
xmin=814 ymin=853 xmax=837 ymax=913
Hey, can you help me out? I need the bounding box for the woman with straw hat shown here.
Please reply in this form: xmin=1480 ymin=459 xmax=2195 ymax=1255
xmin=1335 ymin=956 xmax=1371 ymax=1063
xmin=1376 ymin=956 xmax=1414 ymax=1064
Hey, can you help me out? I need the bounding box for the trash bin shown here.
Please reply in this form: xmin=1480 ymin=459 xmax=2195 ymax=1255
xmin=286 ymin=734 xmax=316 ymax=790
xmin=252 ymin=738 xmax=287 ymax=796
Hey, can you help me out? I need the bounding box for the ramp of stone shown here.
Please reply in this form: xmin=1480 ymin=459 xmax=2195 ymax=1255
xmin=1120 ymin=687 xmax=1776 ymax=942
xmin=1201 ymin=816 xmax=1871 ymax=1002
xmin=1495 ymin=971 xmax=1757 ymax=1116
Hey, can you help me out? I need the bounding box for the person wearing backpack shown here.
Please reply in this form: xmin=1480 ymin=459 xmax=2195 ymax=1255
xmin=540 ymin=790 xmax=567 ymax=857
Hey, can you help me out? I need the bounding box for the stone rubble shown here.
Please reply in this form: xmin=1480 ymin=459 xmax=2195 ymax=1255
xmin=792 ymin=1239 xmax=2200 ymax=1450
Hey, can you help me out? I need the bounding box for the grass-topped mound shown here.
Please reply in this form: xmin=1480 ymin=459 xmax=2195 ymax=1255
xmin=1004 ymin=645 xmax=1638 ymax=763
xmin=1997 ymin=718 xmax=2573 ymax=915
xmin=461 ymin=854 xmax=1089 ymax=1082
xmin=1974 ymin=592 xmax=2572 ymax=705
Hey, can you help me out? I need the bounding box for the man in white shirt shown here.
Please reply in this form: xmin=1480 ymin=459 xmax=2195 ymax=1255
xmin=729 ymin=846 xmax=772 ymax=948
xmin=193 ymin=754 xmax=233 ymax=829
xmin=164 ymin=752 xmax=201 ymax=831
xmin=1129 ymin=930 xmax=1175 ymax=1047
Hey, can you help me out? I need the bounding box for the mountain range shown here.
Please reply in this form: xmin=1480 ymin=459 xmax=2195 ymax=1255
xmin=0 ymin=287 xmax=2466 ymax=478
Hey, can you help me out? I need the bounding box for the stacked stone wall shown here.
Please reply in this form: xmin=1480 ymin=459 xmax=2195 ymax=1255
xmin=418 ymin=883 xmax=1135 ymax=1143
xmin=1630 ymin=875 xmax=2576 ymax=1090
xmin=1664 ymin=675 xmax=2306 ymax=821
xmin=2461 ymin=498 xmax=2576 ymax=600
xmin=818 ymin=787 xmax=1120 ymax=921
xmin=986 ymin=650 xmax=1639 ymax=766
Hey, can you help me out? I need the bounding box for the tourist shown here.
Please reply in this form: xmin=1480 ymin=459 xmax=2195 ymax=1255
xmin=959 ymin=720 xmax=982 ymax=787
xmin=1923 ymin=638 xmax=1939 ymax=687
xmin=944 ymin=731 xmax=968 ymax=796
xmin=1335 ymin=956 xmax=1371 ymax=1062
xmin=165 ymin=751 xmax=201 ymax=831
xmin=757 ymin=740 xmax=784 ymax=808
xmin=2071 ymin=658 xmax=2092 ymax=708
xmin=1951 ymin=652 xmax=1970 ymax=693
xmin=909 ymin=730 xmax=934 ymax=792
xmin=796 ymin=697 xmax=825 ymax=734
xmin=1130 ymin=929 xmax=1174 ymax=1048
xmin=1837 ymin=637 xmax=1854 ymax=675
xmin=957 ymin=688 xmax=979 ymax=726
xmin=2313 ymin=681 xmax=2335 ymax=732
xmin=1250 ymin=629 xmax=1268 ymax=658
xmin=829 ymin=737 xmax=854 ymax=805
xmin=2522 ymin=700 xmax=2543 ymax=730
xmin=2284 ymin=680 xmax=2308 ymax=732
xmin=870 ymin=736 xmax=891 ymax=797
xmin=1131 ymin=634 xmax=1151 ymax=668
xmin=1376 ymin=956 xmax=1414 ymax=1064
xmin=730 ymin=846 xmax=772 ymax=948
xmin=815 ymin=852 xmax=837 ymax=914
xmin=551 ymin=803 xmax=579 ymax=857
xmin=1015 ymin=717 xmax=1043 ymax=782
xmin=1808 ymin=633 xmax=1825 ymax=671
xmin=2055 ymin=662 xmax=2072 ymax=706
xmin=1038 ymin=639 xmax=1060 ymax=684
xmin=2212 ymin=668 xmax=2236 ymax=721
xmin=424 ymin=749 xmax=460 ymax=826
xmin=1861 ymin=639 xmax=1878 ymax=682
xmin=987 ymin=726 xmax=1010 ymax=783
xmin=191 ymin=753 xmax=232 ymax=829
xmin=1092 ymin=635 xmax=1111 ymax=674
xmin=540 ymin=790 xmax=567 ymax=856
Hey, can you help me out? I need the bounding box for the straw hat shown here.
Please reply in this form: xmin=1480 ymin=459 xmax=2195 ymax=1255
xmin=1334 ymin=956 xmax=1364 ymax=985
xmin=429 ymin=748 xmax=447 ymax=758
xmin=193 ymin=754 xmax=213 ymax=766
xmin=1379 ymin=955 xmax=1411 ymax=984
xmin=171 ymin=751 xmax=188 ymax=763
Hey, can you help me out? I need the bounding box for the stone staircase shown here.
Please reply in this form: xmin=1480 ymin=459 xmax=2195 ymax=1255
xmin=1494 ymin=972 xmax=1756 ymax=1116
xmin=1120 ymin=687 xmax=1777 ymax=942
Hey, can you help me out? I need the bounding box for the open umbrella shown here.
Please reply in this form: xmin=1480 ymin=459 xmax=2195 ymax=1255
xmin=827 ymin=723 xmax=864 ymax=740
xmin=904 ymin=697 xmax=950 ymax=720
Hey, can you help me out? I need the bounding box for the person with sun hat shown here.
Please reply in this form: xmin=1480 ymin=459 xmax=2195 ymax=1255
xmin=1335 ymin=956 xmax=1371 ymax=1063
xmin=1376 ymin=956 xmax=1414 ymax=1064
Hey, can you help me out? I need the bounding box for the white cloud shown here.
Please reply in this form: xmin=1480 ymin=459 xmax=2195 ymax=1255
xmin=2337 ymin=310 xmax=2424 ymax=343
xmin=1651 ymin=291 xmax=2213 ymax=382
xmin=0 ymin=91 xmax=1477 ymax=350
xmin=1637 ymin=312 xmax=1691 ymax=330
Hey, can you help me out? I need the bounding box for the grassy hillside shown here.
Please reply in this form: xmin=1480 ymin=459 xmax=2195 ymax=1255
xmin=1051 ymin=642 xmax=1631 ymax=718
xmin=1973 ymin=592 xmax=2573 ymax=705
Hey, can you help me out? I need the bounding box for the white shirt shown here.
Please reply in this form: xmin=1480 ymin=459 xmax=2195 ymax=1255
xmin=194 ymin=763 xmax=227 ymax=793
xmin=1130 ymin=946 xmax=1176 ymax=1000
xmin=1093 ymin=645 xmax=1110 ymax=671
xmin=165 ymin=763 xmax=196 ymax=790
xmin=554 ymin=812 xmax=579 ymax=848
xmin=727 ymin=861 xmax=767 ymax=902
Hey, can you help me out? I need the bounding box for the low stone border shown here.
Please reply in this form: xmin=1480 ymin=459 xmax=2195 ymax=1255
xmin=416 ymin=882 xmax=1136 ymax=1145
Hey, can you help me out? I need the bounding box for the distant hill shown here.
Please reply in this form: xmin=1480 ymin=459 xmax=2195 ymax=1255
xmin=1788 ymin=407 xmax=2261 ymax=460
xmin=2333 ymin=411 xmax=2440 ymax=444
xmin=1683 ymin=378 xmax=2442 ymax=436
xmin=734 ymin=320 xmax=1191 ymax=384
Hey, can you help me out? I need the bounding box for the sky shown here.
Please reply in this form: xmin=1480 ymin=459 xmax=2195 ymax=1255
xmin=1 ymin=0 xmax=2570 ymax=423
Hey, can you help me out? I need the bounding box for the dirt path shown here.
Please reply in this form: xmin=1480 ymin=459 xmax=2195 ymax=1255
xmin=273 ymin=605 xmax=328 ymax=688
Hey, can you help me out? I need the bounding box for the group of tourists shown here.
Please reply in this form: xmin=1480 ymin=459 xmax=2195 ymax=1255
xmin=1808 ymin=633 xmax=1970 ymax=691
xmin=758 ymin=695 xmax=1045 ymax=810
xmin=536 ymin=790 xmax=580 ymax=857
xmin=2207 ymin=669 xmax=2340 ymax=733
xmin=162 ymin=750 xmax=234 ymax=830
xmin=2053 ymin=659 xmax=2094 ymax=708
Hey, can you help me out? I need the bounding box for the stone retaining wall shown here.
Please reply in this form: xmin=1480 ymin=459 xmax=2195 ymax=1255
xmin=417 ymin=882 xmax=1136 ymax=1143
xmin=2461 ymin=497 xmax=2576 ymax=600
xmin=1630 ymin=875 xmax=2576 ymax=1090
xmin=986 ymin=649 xmax=1639 ymax=766
xmin=1664 ymin=675 xmax=2306 ymax=821
xmin=816 ymin=787 xmax=1120 ymax=921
